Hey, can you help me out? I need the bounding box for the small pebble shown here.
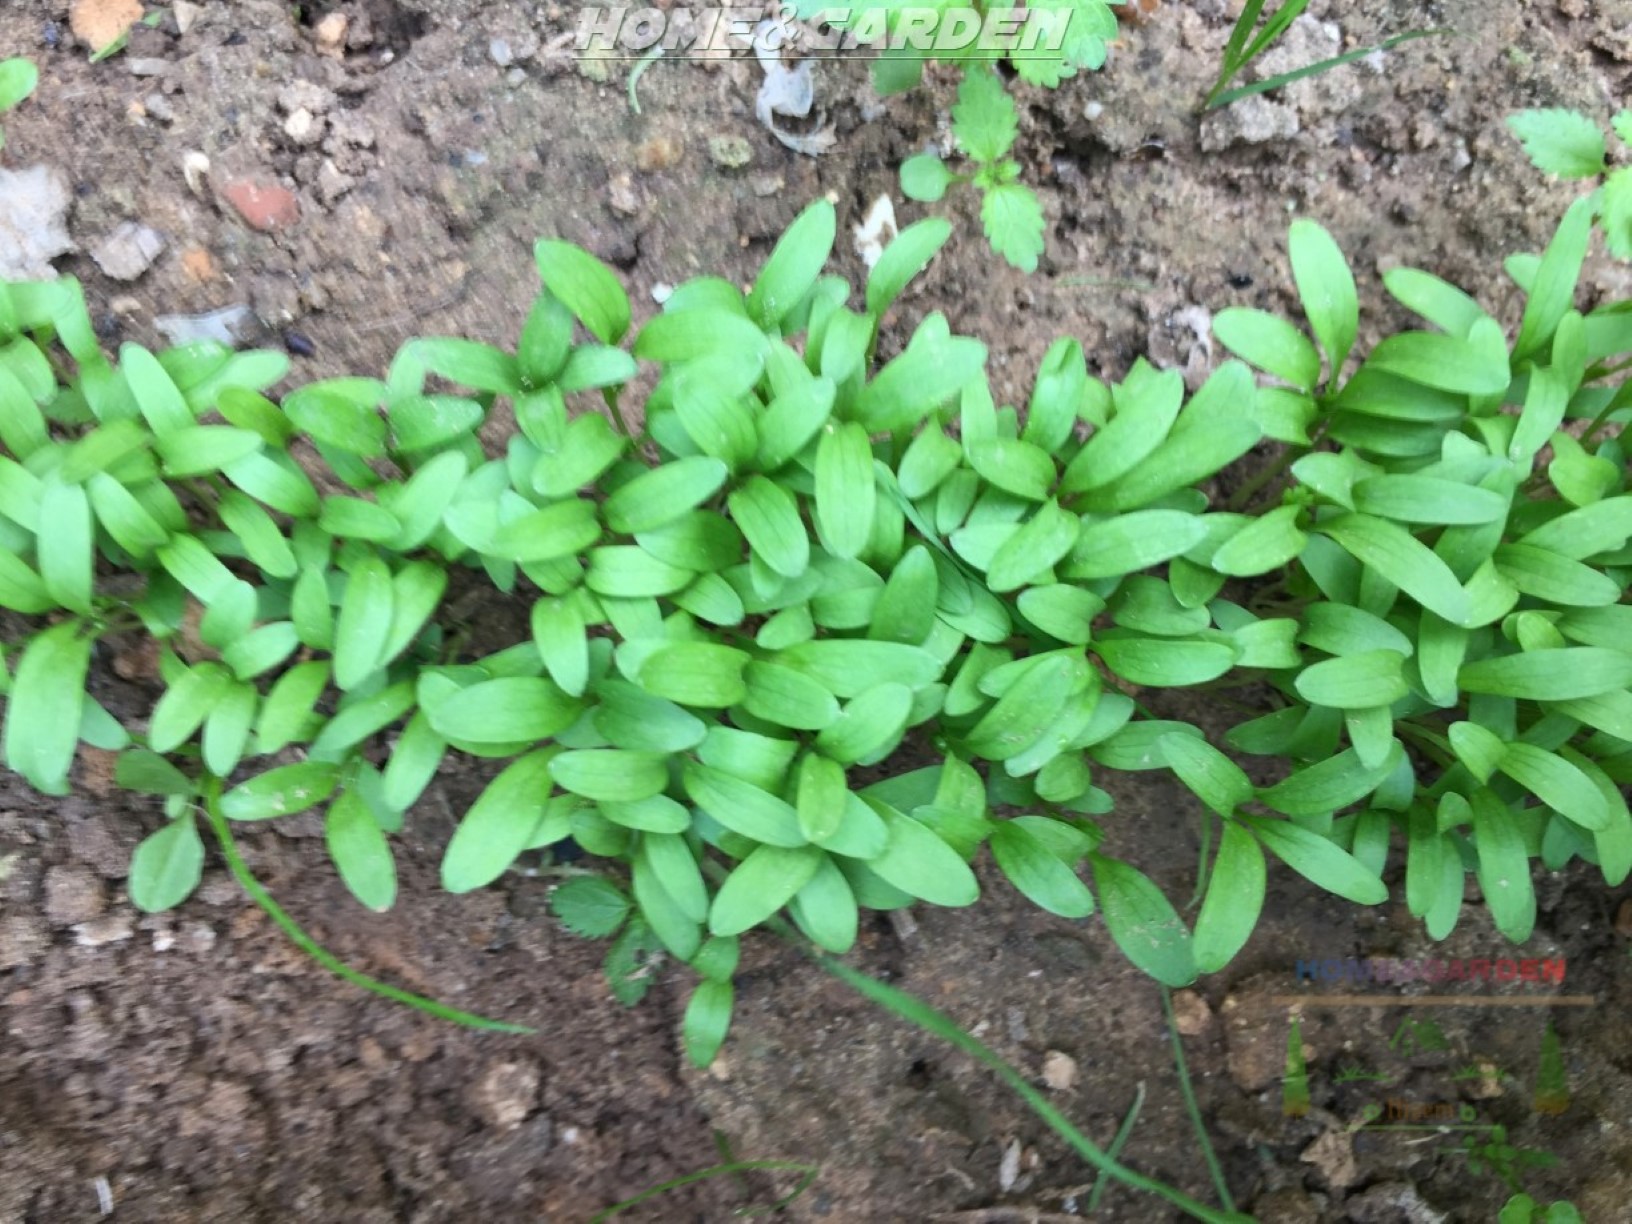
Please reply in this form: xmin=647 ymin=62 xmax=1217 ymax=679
xmin=635 ymin=135 xmax=683 ymax=172
xmin=172 ymin=0 xmax=202 ymax=35
xmin=91 ymin=221 xmax=165 ymax=281
xmin=1041 ymin=1050 xmax=1078 ymax=1092
xmin=221 ymin=178 xmax=301 ymax=232
xmin=126 ymin=58 xmax=170 ymax=78
xmin=707 ymin=135 xmax=752 ymax=169
xmin=313 ymin=11 xmax=348 ymax=56
xmin=489 ymin=37 xmax=513 ymax=67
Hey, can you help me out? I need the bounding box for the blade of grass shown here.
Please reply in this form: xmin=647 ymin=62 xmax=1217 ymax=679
xmin=1219 ymin=0 xmax=1270 ymax=78
xmin=1208 ymin=29 xmax=1454 ymax=110
xmin=1162 ymin=987 xmax=1235 ymax=1212
xmin=589 ymin=1159 xmax=819 ymax=1222
xmin=1238 ymin=0 xmax=1313 ymax=71
xmin=1086 ymin=1081 xmax=1147 ymax=1213
xmin=816 ymin=953 xmax=1248 ymax=1223
xmin=201 ymin=778 xmax=533 ymax=1034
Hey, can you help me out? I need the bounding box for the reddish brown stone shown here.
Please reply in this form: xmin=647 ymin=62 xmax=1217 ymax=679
xmin=221 ymin=179 xmax=301 ymax=232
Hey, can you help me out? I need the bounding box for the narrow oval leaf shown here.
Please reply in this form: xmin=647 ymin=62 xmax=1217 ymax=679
xmin=1243 ymin=816 xmax=1389 ymax=904
xmin=441 ymin=750 xmax=556 ymax=891
xmin=326 ymin=788 xmax=397 ymax=912
xmin=709 ymin=844 xmax=824 ymax=936
xmin=534 ymin=240 xmax=631 ymax=344
xmin=128 ymin=816 xmax=205 ymax=913
xmin=1193 ymin=822 xmax=1266 ymax=973
xmin=220 ymin=762 xmax=341 ymax=821
xmin=990 ymin=821 xmax=1095 ymax=918
xmin=1090 ymin=855 xmax=1196 ymax=986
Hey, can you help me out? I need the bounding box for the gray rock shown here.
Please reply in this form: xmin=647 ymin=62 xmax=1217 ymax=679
xmin=1199 ymin=94 xmax=1301 ymax=152
xmin=0 ymin=164 xmax=73 ymax=279
xmin=153 ymin=304 xmax=258 ymax=347
xmin=92 ymin=221 xmax=165 ymax=281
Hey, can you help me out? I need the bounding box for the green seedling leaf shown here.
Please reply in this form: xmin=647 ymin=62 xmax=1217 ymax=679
xmin=744 ymin=661 xmax=840 ymax=731
xmin=1459 ymin=647 xmax=1632 ymax=701
xmin=1351 ymin=475 xmax=1509 ymax=526
xmin=1507 ymin=109 xmax=1608 ymax=179
xmin=1067 ymin=509 xmax=1206 ymax=579
xmin=682 ymin=979 xmax=734 ymax=1068
xmin=778 ymin=639 xmax=940 ymax=698
xmin=814 ymin=422 xmax=876 ymax=560
xmin=683 ymin=761 xmax=806 ymax=848
xmin=1257 ymin=746 xmax=1399 ymax=818
xmin=115 ymin=749 xmax=194 ymax=797
xmin=37 ymin=478 xmax=93 ymax=616
xmin=749 ymin=198 xmax=836 ymax=329
xmin=710 ymin=844 xmax=824 ymax=936
xmin=1161 ymin=733 xmax=1252 ymax=817
xmin=1294 ymin=649 xmax=1408 ymax=710
xmin=867 ymin=217 xmax=952 ymax=317
xmin=796 ymin=752 xmax=848 ymax=843
xmin=333 ymin=552 xmax=393 ymax=690
xmin=1244 ymin=815 xmax=1389 ymax=904
xmin=1212 ymin=506 xmax=1309 ymax=582
xmin=1498 ymin=743 xmax=1608 ymax=833
xmin=982 ymin=183 xmax=1046 ymax=274
xmin=867 ymin=801 xmax=980 ymax=906
xmin=442 ymin=750 xmax=557 ymax=892
xmin=534 ymin=240 xmax=631 ymax=343
xmin=552 ymin=876 xmax=632 ymax=937
xmin=638 ymin=641 xmax=751 ymax=708
xmin=1288 ymin=218 xmax=1358 ymax=377
xmin=1095 ymin=636 xmax=1236 ymax=687
xmin=900 ymin=153 xmax=953 ymax=203
xmin=603 ymin=456 xmax=729 ymax=535
xmin=1193 ymin=822 xmax=1266 ymax=973
xmin=1090 ymin=855 xmax=1195 ymax=986
xmin=326 ymin=788 xmax=397 ymax=912
xmin=991 ymin=821 xmax=1094 ymax=918
xmin=1213 ymin=307 xmax=1320 ymax=390
xmin=986 ymin=499 xmax=1079 ymax=593
xmin=425 ymin=677 xmax=580 ymax=744
xmin=729 ymin=474 xmax=809 ymax=578
xmin=128 ymin=815 xmax=205 ymax=913
xmin=1469 ymin=790 xmax=1536 ymax=941
xmin=965 ymin=437 xmax=1054 ymax=501
xmin=549 ymin=749 xmax=669 ymax=803
xmin=1318 ymin=513 xmax=1470 ymax=625
xmin=1366 ymin=331 xmax=1509 ymax=395
xmin=122 ymin=342 xmax=194 ymax=437
xmin=790 ymin=855 xmax=859 ymax=953
xmin=953 ymin=67 xmax=1018 ymax=162
xmin=220 ymin=762 xmax=341 ymax=821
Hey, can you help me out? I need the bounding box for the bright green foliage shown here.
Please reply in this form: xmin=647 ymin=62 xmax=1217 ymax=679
xmin=1203 ymin=0 xmax=1447 ymax=111
xmin=2 ymin=171 xmax=1630 ymax=1061
xmin=856 ymin=0 xmax=1116 ymax=270
xmin=0 ymin=57 xmax=36 ymax=150
xmin=1510 ymin=107 xmax=1632 ymax=259
xmin=902 ymin=68 xmax=1047 ymax=272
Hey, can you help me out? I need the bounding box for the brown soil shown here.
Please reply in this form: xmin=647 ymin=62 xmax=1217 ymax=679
xmin=3 ymin=1 xmax=1632 ymax=1220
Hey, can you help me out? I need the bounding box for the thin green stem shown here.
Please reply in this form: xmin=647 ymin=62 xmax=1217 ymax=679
xmin=815 ymin=951 xmax=1245 ymax=1223
xmin=201 ymin=778 xmax=532 ymax=1034
xmin=1162 ymin=988 xmax=1235 ymax=1213
xmin=1086 ymin=1081 xmax=1147 ymax=1213
xmin=1189 ymin=808 xmax=1215 ymax=910
xmin=1225 ymin=443 xmax=1304 ymax=513
xmin=589 ymin=1159 xmax=818 ymax=1222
